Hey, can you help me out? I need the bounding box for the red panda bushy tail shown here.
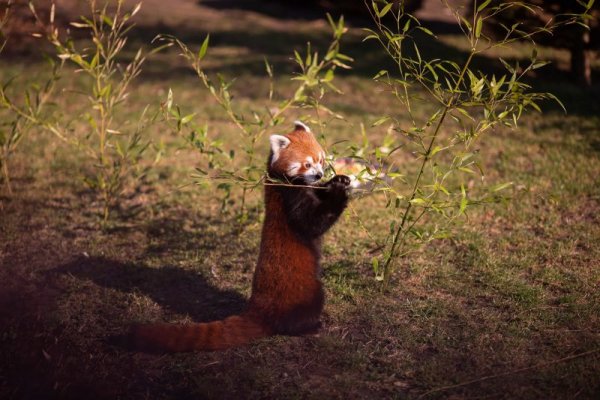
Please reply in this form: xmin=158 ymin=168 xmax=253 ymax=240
xmin=130 ymin=314 xmax=269 ymax=352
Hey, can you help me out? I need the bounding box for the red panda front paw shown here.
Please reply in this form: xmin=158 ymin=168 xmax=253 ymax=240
xmin=326 ymin=175 xmax=350 ymax=197
xmin=331 ymin=174 xmax=351 ymax=187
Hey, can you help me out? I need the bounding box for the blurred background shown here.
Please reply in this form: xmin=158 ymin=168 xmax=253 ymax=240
xmin=2 ymin=0 xmax=598 ymax=85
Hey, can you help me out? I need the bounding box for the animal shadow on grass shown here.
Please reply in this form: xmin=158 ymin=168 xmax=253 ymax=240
xmin=54 ymin=256 xmax=247 ymax=351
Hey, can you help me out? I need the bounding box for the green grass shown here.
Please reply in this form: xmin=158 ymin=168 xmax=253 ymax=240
xmin=1 ymin=1 xmax=599 ymax=399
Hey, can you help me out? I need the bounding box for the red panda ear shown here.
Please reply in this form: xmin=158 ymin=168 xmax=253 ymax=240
xmin=269 ymin=134 xmax=291 ymax=163
xmin=294 ymin=120 xmax=312 ymax=133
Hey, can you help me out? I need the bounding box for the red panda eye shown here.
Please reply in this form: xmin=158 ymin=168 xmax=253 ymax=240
xmin=304 ymin=162 xmax=311 ymax=169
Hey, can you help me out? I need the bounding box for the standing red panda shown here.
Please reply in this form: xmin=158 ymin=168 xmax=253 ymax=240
xmin=130 ymin=121 xmax=350 ymax=352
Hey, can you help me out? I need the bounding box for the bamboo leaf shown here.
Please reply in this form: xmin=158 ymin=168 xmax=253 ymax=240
xmin=475 ymin=18 xmax=483 ymax=38
xmin=372 ymin=257 xmax=379 ymax=273
xmin=425 ymin=62 xmax=438 ymax=81
xmin=378 ymin=2 xmax=394 ymax=18
xmin=181 ymin=113 xmax=195 ymax=125
xmin=198 ymin=35 xmax=210 ymax=61
xmin=416 ymin=26 xmax=434 ymax=36
xmin=458 ymin=184 xmax=467 ymax=214
xmin=102 ymin=15 xmax=113 ymax=27
xmin=166 ymin=88 xmax=173 ymax=111
xmin=410 ymin=198 xmax=427 ymax=205
xmin=371 ymin=1 xmax=379 ymax=16
xmin=492 ymin=182 xmax=513 ymax=192
xmin=545 ymin=93 xmax=566 ymax=113
xmin=477 ymin=0 xmax=492 ymax=13
xmin=372 ymin=116 xmax=390 ymax=126
xmin=430 ymin=145 xmax=444 ymax=157
xmin=70 ymin=22 xmax=88 ymax=28
xmin=131 ymin=2 xmax=142 ymax=17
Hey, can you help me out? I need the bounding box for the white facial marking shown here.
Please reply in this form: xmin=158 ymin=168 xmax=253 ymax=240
xmin=294 ymin=120 xmax=311 ymax=133
xmin=269 ymin=134 xmax=291 ymax=164
xmin=287 ymin=162 xmax=301 ymax=176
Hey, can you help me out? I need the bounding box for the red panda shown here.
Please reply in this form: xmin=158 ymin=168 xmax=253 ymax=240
xmin=130 ymin=121 xmax=350 ymax=352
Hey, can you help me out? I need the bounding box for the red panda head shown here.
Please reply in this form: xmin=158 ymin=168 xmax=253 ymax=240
xmin=268 ymin=121 xmax=326 ymax=184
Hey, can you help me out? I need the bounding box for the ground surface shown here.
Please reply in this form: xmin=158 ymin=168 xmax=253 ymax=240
xmin=1 ymin=1 xmax=599 ymax=399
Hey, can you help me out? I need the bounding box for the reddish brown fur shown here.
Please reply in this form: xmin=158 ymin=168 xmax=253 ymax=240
xmin=130 ymin=124 xmax=342 ymax=352
xmin=130 ymin=314 xmax=268 ymax=352
xmin=248 ymin=185 xmax=323 ymax=330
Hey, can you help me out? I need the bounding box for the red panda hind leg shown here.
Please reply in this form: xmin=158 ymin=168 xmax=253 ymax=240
xmin=268 ymin=284 xmax=325 ymax=336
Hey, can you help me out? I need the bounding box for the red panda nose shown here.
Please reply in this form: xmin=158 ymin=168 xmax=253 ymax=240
xmin=315 ymin=172 xmax=323 ymax=180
